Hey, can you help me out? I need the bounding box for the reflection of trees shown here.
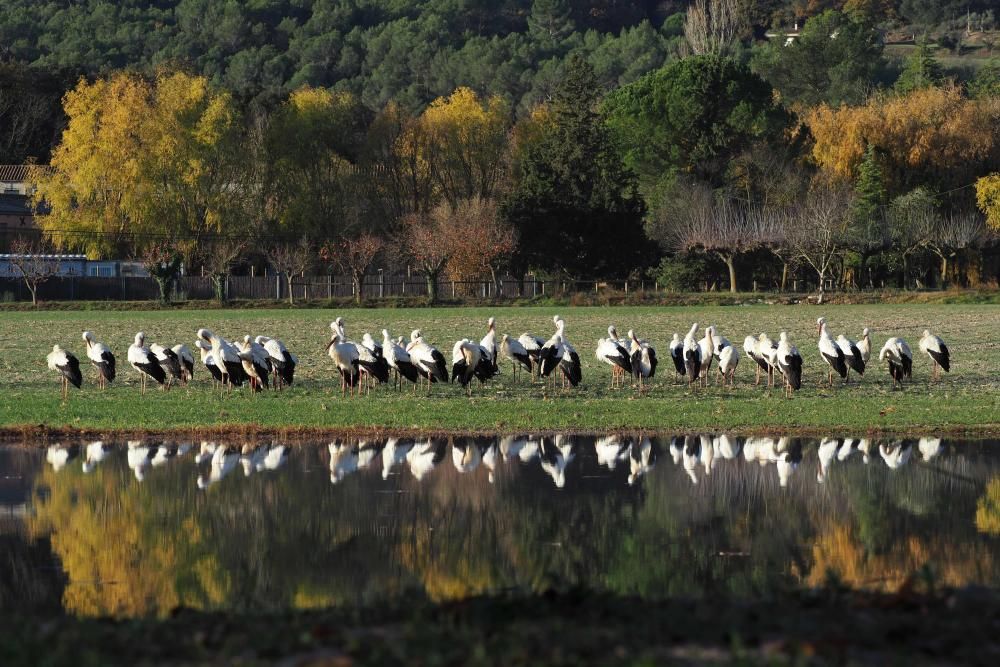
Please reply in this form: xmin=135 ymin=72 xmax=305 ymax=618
xmin=19 ymin=436 xmax=1000 ymax=617
xmin=977 ymin=476 xmax=1000 ymax=536
xmin=807 ymin=451 xmax=1000 ymax=590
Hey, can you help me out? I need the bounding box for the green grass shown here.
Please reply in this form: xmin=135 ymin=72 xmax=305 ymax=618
xmin=2 ymin=304 xmax=998 ymax=435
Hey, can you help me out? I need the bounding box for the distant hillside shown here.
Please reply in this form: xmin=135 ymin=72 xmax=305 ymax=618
xmin=0 ymin=0 xmax=688 ymax=112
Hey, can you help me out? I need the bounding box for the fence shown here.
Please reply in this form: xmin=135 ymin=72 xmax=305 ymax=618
xmin=0 ymin=273 xmax=831 ymax=303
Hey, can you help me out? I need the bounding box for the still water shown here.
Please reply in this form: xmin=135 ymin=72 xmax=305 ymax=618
xmin=2 ymin=434 xmax=999 ymax=618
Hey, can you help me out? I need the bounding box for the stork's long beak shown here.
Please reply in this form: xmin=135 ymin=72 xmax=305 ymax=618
xmin=325 ymin=337 xmax=335 ymax=351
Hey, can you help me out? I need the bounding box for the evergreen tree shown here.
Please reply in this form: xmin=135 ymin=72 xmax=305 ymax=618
xmin=502 ymin=55 xmax=648 ymax=278
xmin=968 ymin=59 xmax=1000 ymax=99
xmin=894 ymin=42 xmax=944 ymax=94
xmin=853 ymin=144 xmax=886 ymax=222
xmin=850 ymin=143 xmax=890 ymax=286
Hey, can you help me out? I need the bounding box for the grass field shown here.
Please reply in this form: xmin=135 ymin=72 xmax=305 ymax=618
xmin=1 ymin=304 xmax=997 ymax=435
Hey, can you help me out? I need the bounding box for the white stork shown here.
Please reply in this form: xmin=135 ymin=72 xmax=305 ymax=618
xmin=775 ymin=332 xmax=803 ymax=398
xmin=596 ymin=325 xmax=631 ymax=388
xmin=238 ymin=335 xmax=271 ymax=392
xmin=669 ymin=333 xmax=686 ymax=381
xmin=857 ymin=327 xmax=873 ymax=366
xmin=743 ymin=335 xmax=768 ymax=386
xmin=128 ymin=332 xmax=166 ymax=395
xmin=360 ymin=332 xmax=391 ymax=389
xmin=553 ymin=316 xmax=581 ymax=388
xmin=480 ymin=317 xmax=498 ymax=377
xmin=517 ymin=332 xmax=545 ymax=378
xmin=82 ymin=331 xmax=115 ymax=389
xmin=406 ymin=329 xmax=449 ymax=391
xmin=756 ymin=332 xmax=779 ymax=388
xmin=717 ymin=342 xmax=740 ymax=386
xmin=683 ymin=323 xmax=704 ymax=387
xmin=919 ymin=330 xmax=951 ymax=380
xmin=499 ymin=334 xmax=532 ymax=381
xmin=255 ymin=335 xmax=297 ymax=388
xmin=194 ymin=339 xmax=224 ymax=387
xmin=196 ymin=329 xmax=247 ymax=389
xmin=149 ymin=342 xmax=182 ymax=388
xmin=326 ymin=332 xmax=361 ymax=396
xmin=627 ymin=329 xmax=657 ymax=389
xmin=172 ymin=344 xmax=195 ymax=384
xmin=451 ymin=339 xmax=483 ymax=395
xmin=816 ymin=317 xmax=847 ymax=386
xmin=835 ymin=334 xmax=865 ymax=381
xmin=383 ymin=329 xmax=419 ymax=389
xmin=879 ymin=337 xmax=913 ymax=390
xmin=47 ymin=344 xmax=83 ymax=400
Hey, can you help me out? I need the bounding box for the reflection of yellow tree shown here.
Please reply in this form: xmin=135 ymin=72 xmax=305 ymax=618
xmin=28 ymin=466 xmax=230 ymax=617
xmin=806 ymin=519 xmax=998 ymax=590
xmin=396 ymin=461 xmax=504 ymax=602
xmin=977 ymin=477 xmax=1000 ymax=535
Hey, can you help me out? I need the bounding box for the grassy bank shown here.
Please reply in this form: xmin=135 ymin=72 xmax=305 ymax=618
xmin=4 ymin=589 xmax=999 ymax=666
xmin=2 ymin=305 xmax=998 ymax=435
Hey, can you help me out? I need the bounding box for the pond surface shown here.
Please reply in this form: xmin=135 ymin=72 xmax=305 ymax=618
xmin=2 ymin=434 xmax=999 ymax=618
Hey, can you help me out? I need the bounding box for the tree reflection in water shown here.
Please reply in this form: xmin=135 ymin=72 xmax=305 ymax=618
xmin=5 ymin=434 xmax=998 ymax=618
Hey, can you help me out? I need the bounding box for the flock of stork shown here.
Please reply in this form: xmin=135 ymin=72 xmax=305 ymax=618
xmin=45 ymin=313 xmax=952 ymax=400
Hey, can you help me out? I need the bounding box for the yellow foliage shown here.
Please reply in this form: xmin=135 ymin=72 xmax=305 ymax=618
xmin=806 ymin=86 xmax=1000 ymax=190
xmin=418 ymin=87 xmax=511 ymax=205
xmin=976 ymin=174 xmax=1000 ymax=232
xmin=31 ymin=70 xmax=240 ymax=258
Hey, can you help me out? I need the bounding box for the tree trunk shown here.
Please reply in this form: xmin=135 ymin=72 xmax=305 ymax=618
xmin=780 ymin=262 xmax=788 ymax=292
xmin=721 ymin=254 xmax=737 ymax=293
xmin=940 ymin=254 xmax=949 ymax=289
xmin=153 ymin=277 xmax=171 ymax=304
xmin=27 ymin=282 xmax=38 ymax=306
xmin=353 ymin=273 xmax=363 ymax=305
xmin=211 ymin=274 xmax=226 ymax=303
xmin=816 ymin=268 xmax=825 ymax=304
xmin=286 ymin=274 xmax=295 ymax=305
xmin=425 ymin=272 xmax=438 ymax=303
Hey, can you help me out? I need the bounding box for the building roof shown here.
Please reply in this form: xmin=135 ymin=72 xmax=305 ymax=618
xmin=0 ymin=165 xmax=53 ymax=182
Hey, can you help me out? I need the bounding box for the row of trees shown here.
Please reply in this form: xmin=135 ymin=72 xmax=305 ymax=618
xmin=16 ymin=6 xmax=1000 ymax=301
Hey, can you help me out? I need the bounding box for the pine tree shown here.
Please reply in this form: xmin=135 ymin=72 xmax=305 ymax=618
xmin=894 ymin=42 xmax=943 ymax=94
xmin=850 ymin=143 xmax=890 ymax=287
xmin=853 ymin=144 xmax=886 ymax=221
xmin=502 ymin=55 xmax=648 ymax=278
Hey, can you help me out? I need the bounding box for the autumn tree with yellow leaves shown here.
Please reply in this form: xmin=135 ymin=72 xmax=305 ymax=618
xmin=265 ymin=86 xmax=369 ymax=237
xmin=806 ymin=85 xmax=1000 ymax=199
xmin=31 ymin=71 xmax=242 ymax=260
xmin=419 ymin=87 xmax=511 ymax=207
